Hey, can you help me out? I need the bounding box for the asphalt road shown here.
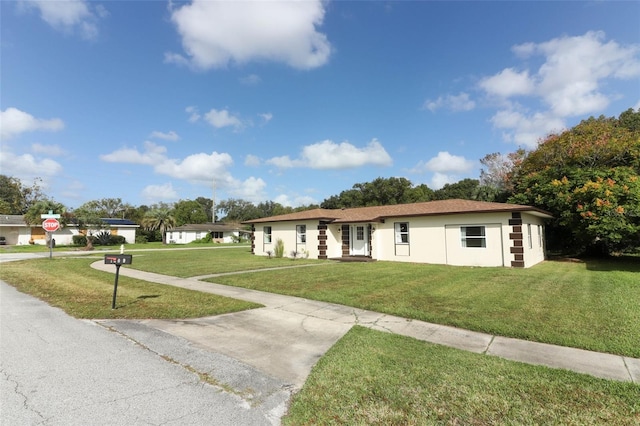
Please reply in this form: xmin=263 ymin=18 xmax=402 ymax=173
xmin=0 ymin=281 xmax=291 ymax=425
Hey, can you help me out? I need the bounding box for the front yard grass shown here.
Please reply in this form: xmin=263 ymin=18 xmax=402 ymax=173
xmin=203 ymin=253 xmax=640 ymax=357
xmin=1 ymin=249 xmax=638 ymax=423
xmin=283 ymin=326 xmax=640 ymax=425
xmin=0 ymin=257 xmax=260 ymax=319
xmin=127 ymin=246 xmax=320 ymax=277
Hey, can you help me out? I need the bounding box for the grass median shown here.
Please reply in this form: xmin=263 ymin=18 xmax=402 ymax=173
xmin=283 ymin=326 xmax=640 ymax=425
xmin=0 ymin=256 xmax=260 ymax=318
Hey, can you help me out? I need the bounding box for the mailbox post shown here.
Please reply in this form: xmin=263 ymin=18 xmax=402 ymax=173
xmin=104 ymin=254 xmax=133 ymax=309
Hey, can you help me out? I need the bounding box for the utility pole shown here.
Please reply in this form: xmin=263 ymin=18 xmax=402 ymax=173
xmin=211 ymin=179 xmax=216 ymax=223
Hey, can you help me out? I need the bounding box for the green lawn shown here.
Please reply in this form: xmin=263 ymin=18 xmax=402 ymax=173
xmin=126 ymin=246 xmax=319 ymax=277
xmin=0 ymin=256 xmax=260 ymax=319
xmin=202 ymin=253 xmax=640 ymax=357
xmin=283 ymin=326 xmax=640 ymax=425
xmin=1 ymin=248 xmax=638 ymax=423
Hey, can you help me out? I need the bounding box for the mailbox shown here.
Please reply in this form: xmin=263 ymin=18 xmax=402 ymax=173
xmin=104 ymin=254 xmax=133 ymax=265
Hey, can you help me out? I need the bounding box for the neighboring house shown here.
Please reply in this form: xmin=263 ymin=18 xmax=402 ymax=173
xmin=167 ymin=223 xmax=250 ymax=244
xmin=244 ymin=199 xmax=553 ymax=268
xmin=0 ymin=215 xmax=33 ymax=245
xmin=0 ymin=216 xmax=139 ymax=246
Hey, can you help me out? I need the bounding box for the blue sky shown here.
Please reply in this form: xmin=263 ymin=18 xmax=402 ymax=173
xmin=2 ymin=1 xmax=639 ymax=210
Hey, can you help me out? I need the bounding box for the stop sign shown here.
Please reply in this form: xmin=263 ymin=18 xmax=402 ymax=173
xmin=42 ymin=218 xmax=60 ymax=232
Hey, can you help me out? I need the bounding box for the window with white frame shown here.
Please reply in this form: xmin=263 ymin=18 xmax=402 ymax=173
xmin=297 ymin=225 xmax=306 ymax=243
xmin=395 ymin=222 xmax=409 ymax=244
xmin=212 ymin=231 xmax=223 ymax=239
xmin=527 ymin=224 xmax=533 ymax=249
xmin=538 ymin=225 xmax=543 ymax=247
xmin=263 ymin=226 xmax=272 ymax=243
xmin=461 ymin=226 xmax=486 ymax=248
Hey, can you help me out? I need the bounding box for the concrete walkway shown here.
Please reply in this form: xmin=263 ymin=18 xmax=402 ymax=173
xmin=91 ymin=261 xmax=640 ymax=386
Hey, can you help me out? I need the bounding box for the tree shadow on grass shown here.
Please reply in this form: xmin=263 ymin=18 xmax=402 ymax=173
xmin=583 ymin=256 xmax=640 ymax=273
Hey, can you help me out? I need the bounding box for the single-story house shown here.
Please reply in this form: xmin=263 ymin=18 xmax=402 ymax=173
xmin=243 ymin=199 xmax=553 ymax=268
xmin=0 ymin=216 xmax=138 ymax=246
xmin=167 ymin=223 xmax=250 ymax=244
xmin=0 ymin=215 xmax=34 ymax=245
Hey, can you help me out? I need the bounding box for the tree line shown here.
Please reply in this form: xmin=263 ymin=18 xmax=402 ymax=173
xmin=2 ymin=108 xmax=638 ymax=255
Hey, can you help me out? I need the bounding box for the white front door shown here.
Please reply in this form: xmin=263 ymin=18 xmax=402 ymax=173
xmin=350 ymin=225 xmax=368 ymax=256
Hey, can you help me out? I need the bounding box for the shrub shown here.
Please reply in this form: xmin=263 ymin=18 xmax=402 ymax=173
xmin=94 ymin=231 xmax=112 ymax=246
xmin=110 ymin=235 xmax=126 ymax=245
xmin=72 ymin=235 xmax=95 ymax=246
xmin=274 ymin=238 xmax=285 ymax=258
xmin=135 ymin=235 xmax=148 ymax=244
xmin=193 ymin=233 xmax=213 ymax=244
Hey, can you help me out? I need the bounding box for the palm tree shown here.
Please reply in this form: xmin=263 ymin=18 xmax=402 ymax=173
xmin=141 ymin=208 xmax=176 ymax=244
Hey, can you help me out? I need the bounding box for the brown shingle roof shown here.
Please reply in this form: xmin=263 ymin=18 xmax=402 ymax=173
xmin=243 ymin=199 xmax=553 ymax=224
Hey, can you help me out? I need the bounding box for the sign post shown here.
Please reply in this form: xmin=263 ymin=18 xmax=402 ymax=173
xmin=104 ymin=254 xmax=133 ymax=309
xmin=41 ymin=211 xmax=61 ymax=259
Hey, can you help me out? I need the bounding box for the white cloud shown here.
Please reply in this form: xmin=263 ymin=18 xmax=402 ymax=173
xmin=149 ymin=130 xmax=180 ymax=141
xmin=408 ymin=152 xmax=475 ymax=189
xmin=423 ymin=92 xmax=475 ymax=112
xmin=430 ymin=172 xmax=454 ymax=190
xmin=228 ymin=176 xmax=267 ymax=204
xmin=141 ymin=183 xmax=179 ymax=203
xmin=100 ymin=141 xmax=167 ymax=165
xmin=479 ymin=68 xmax=535 ymax=98
xmin=423 ymin=151 xmax=475 ymax=174
xmin=0 ymin=107 xmax=64 ymax=140
xmin=204 ymin=108 xmax=243 ymax=130
xmin=100 ymin=141 xmax=235 ymax=184
xmin=476 ymin=31 xmax=640 ymax=149
xmin=490 ymin=109 xmax=565 ymax=147
xmin=185 ymin=106 xmax=201 ymax=123
xmin=31 ymin=143 xmax=65 ymax=156
xmin=274 ymin=193 xmax=317 ymax=208
xmin=21 ymin=0 xmax=104 ymax=39
xmin=244 ymin=154 xmax=261 ymax=167
xmin=166 ymin=0 xmax=331 ymax=70
xmin=159 ymin=151 xmax=234 ymax=182
xmin=0 ymin=150 xmax=63 ymax=180
xmin=267 ymin=139 xmax=393 ymax=170
xmin=259 ymin=113 xmax=273 ymax=124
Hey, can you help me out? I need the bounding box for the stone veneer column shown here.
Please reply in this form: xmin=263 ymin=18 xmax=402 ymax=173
xmin=317 ymin=222 xmax=328 ymax=259
xmin=341 ymin=225 xmax=350 ymax=257
xmin=509 ymin=212 xmax=525 ymax=267
xmin=250 ymin=225 xmax=255 ymax=254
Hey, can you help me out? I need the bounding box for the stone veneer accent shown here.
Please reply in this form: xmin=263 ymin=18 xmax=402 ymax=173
xmin=508 ymin=212 xmax=525 ymax=267
xmin=250 ymin=225 xmax=255 ymax=254
xmin=341 ymin=225 xmax=350 ymax=256
xmin=317 ymin=222 xmax=328 ymax=259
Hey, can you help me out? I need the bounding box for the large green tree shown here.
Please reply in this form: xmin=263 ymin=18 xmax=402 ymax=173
xmin=0 ymin=175 xmax=46 ymax=214
xmin=321 ymin=177 xmax=433 ymax=208
xmin=173 ymin=199 xmax=208 ymax=226
xmin=510 ymin=109 xmax=640 ymax=255
xmin=433 ymin=178 xmax=483 ymax=201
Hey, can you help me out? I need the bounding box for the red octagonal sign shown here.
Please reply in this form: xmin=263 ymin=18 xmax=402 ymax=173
xmin=42 ymin=218 xmax=60 ymax=232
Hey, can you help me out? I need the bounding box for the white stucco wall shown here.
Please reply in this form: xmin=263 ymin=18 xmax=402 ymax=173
xmin=254 ymin=221 xmax=320 ymax=258
xmin=167 ymin=230 xmax=240 ymax=244
xmin=252 ymin=212 xmax=548 ymax=267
